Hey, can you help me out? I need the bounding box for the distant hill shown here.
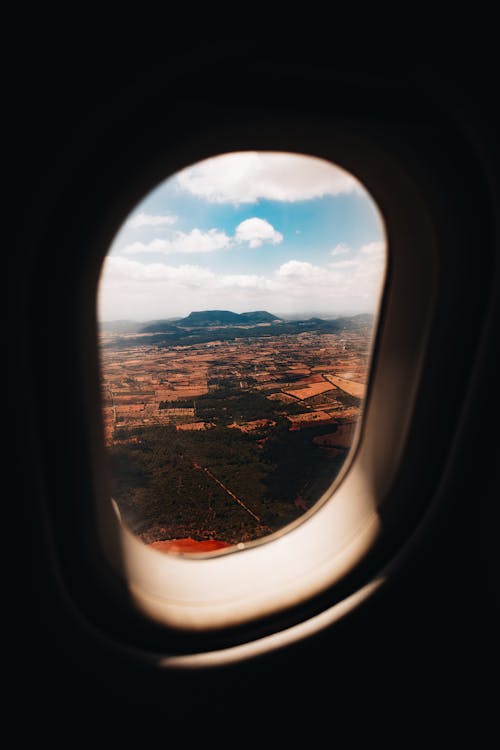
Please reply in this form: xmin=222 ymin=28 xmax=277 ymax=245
xmin=100 ymin=320 xmax=145 ymax=333
xmin=177 ymin=310 xmax=241 ymax=327
xmin=102 ymin=312 xmax=375 ymax=349
xmin=140 ymin=320 xmax=184 ymax=333
xmin=339 ymin=313 xmax=375 ymax=330
xmin=239 ymin=311 xmax=281 ymax=324
xmin=176 ymin=310 xmax=282 ymax=327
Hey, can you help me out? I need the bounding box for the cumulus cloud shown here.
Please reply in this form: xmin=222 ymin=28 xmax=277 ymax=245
xmin=234 ymin=217 xmax=283 ymax=248
xmin=277 ymin=260 xmax=344 ymax=290
xmin=123 ymin=228 xmax=232 ymax=255
xmin=98 ymin=256 xmax=275 ymax=320
xmin=100 ymin=256 xmax=214 ymax=284
xmin=176 ymin=151 xmax=359 ymax=204
xmin=277 ymin=260 xmax=320 ymax=279
xmin=330 ymin=242 xmax=351 ymax=256
xmin=122 ymin=218 xmax=284 ymax=255
xmin=127 ymin=212 xmax=177 ymax=228
xmin=329 ymin=259 xmax=359 ymax=269
xmin=99 ymin=240 xmax=386 ymax=320
xmin=361 ymin=241 xmax=385 ymax=255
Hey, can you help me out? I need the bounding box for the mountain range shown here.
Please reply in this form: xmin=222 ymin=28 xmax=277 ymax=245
xmin=101 ymin=310 xmax=374 ymax=348
xmin=141 ymin=310 xmax=281 ymax=332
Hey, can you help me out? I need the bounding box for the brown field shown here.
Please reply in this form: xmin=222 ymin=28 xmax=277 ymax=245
xmin=324 ymin=406 xmax=361 ymax=421
xmin=287 ymin=410 xmax=334 ymax=430
xmin=176 ymin=421 xmax=212 ymax=431
xmin=115 ymin=405 xmax=146 ymax=416
xmin=100 ymin=326 xmax=372 ymax=445
xmin=284 ymin=381 xmax=336 ymax=400
xmin=285 ymin=367 xmax=311 ymax=375
xmin=256 ymin=380 xmax=296 ymax=391
xmin=155 ymin=384 xmax=208 ymax=400
xmin=113 ymin=397 xmax=151 ymax=406
xmin=324 ymin=374 xmax=366 ymax=398
xmin=305 ymin=390 xmax=343 ymax=407
xmin=267 ymin=392 xmax=301 ymax=404
xmin=297 ymin=374 xmax=327 ymax=384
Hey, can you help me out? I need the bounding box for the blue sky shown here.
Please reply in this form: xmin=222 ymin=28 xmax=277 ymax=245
xmin=98 ymin=152 xmax=386 ymax=320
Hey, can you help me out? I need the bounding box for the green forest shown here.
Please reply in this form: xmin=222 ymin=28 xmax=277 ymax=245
xmin=109 ymin=386 xmax=357 ymax=544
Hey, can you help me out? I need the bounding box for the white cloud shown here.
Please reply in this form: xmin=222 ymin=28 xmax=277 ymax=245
xmin=98 ymin=257 xmax=274 ymax=320
xmin=127 ymin=212 xmax=177 ymax=228
xmin=234 ymin=217 xmax=283 ymax=248
xmin=122 ymin=219 xmax=283 ymax=255
xmin=330 ymin=242 xmax=351 ymax=256
xmin=99 ymin=240 xmax=387 ymax=320
xmin=329 ymin=259 xmax=358 ymax=269
xmin=220 ymin=274 xmax=277 ymax=291
xmin=277 ymin=260 xmax=320 ymax=279
xmin=276 ymin=260 xmax=344 ymax=290
xmin=361 ymin=241 xmax=385 ymax=255
xmin=123 ymin=228 xmax=232 ymax=255
xmin=176 ymin=151 xmax=360 ymax=204
xmin=101 ymin=256 xmax=214 ymax=283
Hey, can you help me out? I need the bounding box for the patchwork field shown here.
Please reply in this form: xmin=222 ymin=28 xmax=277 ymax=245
xmin=100 ymin=320 xmax=373 ymax=547
xmin=283 ymin=381 xmax=337 ymax=400
xmin=324 ymin=374 xmax=366 ymax=398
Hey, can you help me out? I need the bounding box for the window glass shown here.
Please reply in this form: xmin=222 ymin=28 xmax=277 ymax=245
xmin=98 ymin=152 xmax=386 ymax=554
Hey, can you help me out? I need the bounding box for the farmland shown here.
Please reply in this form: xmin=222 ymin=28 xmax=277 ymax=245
xmin=100 ymin=313 xmax=373 ymax=548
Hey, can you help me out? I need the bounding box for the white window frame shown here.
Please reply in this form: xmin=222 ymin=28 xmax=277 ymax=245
xmin=91 ymin=124 xmax=438 ymax=646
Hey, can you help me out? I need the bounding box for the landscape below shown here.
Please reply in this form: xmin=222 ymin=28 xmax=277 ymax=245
xmin=100 ymin=311 xmax=372 ymax=553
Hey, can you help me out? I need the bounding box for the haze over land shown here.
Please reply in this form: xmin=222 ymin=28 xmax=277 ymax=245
xmin=100 ymin=309 xmax=375 ymax=347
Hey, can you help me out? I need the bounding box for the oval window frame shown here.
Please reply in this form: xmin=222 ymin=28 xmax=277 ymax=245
xmin=86 ymin=116 xmax=438 ymax=639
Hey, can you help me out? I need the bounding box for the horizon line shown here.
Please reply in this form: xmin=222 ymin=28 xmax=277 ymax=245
xmin=99 ymin=309 xmax=375 ymax=323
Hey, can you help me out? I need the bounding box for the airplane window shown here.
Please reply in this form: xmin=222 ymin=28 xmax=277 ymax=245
xmin=97 ymin=152 xmax=386 ymax=556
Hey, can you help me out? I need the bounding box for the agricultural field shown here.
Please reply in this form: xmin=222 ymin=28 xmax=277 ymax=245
xmin=100 ymin=315 xmax=373 ymax=548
